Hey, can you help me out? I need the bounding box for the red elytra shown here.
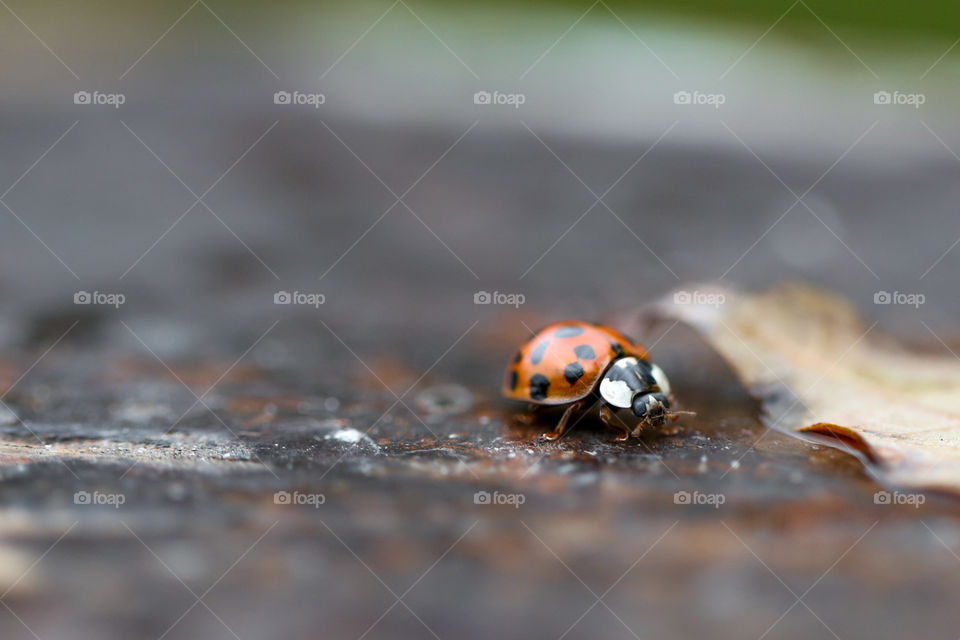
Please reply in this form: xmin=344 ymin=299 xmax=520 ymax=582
xmin=502 ymin=321 xmax=649 ymax=405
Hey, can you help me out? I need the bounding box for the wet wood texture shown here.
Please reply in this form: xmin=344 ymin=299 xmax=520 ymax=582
xmin=0 ymin=311 xmax=957 ymax=639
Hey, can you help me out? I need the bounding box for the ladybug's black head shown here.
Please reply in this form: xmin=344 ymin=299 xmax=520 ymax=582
xmin=631 ymin=392 xmax=670 ymax=427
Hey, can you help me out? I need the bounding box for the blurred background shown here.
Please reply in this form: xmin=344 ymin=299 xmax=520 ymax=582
xmin=2 ymin=1 xmax=960 ymax=639
xmin=2 ymin=0 xmax=960 ymax=352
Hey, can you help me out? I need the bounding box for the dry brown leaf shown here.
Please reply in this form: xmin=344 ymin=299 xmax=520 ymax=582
xmin=651 ymin=283 xmax=960 ymax=495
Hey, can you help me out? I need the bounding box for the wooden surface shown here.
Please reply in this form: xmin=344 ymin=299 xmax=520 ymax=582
xmin=0 ymin=312 xmax=958 ymax=640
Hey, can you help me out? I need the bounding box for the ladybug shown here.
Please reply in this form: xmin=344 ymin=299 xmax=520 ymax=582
xmin=502 ymin=321 xmax=683 ymax=441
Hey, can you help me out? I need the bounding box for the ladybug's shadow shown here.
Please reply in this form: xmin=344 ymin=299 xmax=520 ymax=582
xmin=508 ymin=400 xmax=667 ymax=445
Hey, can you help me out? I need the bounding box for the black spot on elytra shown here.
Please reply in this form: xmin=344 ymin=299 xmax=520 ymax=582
xmin=530 ymin=341 xmax=549 ymax=365
xmin=611 ymin=342 xmax=625 ymax=357
xmin=563 ymin=362 xmax=584 ymax=384
xmin=508 ymin=370 xmax=518 ymax=390
xmin=555 ymin=326 xmax=584 ymax=338
xmin=573 ymin=344 xmax=596 ymax=360
xmin=529 ymin=374 xmax=550 ymax=400
xmin=513 ymin=350 xmax=523 ymax=363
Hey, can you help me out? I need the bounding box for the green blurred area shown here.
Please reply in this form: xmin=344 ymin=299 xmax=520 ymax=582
xmin=26 ymin=0 xmax=958 ymax=55
xmin=68 ymin=0 xmax=960 ymax=42
xmin=523 ymin=0 xmax=960 ymax=42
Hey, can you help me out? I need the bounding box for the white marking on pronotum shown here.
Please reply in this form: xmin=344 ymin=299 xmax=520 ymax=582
xmin=599 ymin=378 xmax=633 ymax=408
xmin=599 ymin=357 xmax=641 ymax=408
xmin=600 ymin=357 xmax=671 ymax=409
xmin=650 ymin=363 xmax=671 ymax=396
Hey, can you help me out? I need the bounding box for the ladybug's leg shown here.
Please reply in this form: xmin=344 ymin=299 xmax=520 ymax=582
xmin=599 ymin=405 xmax=631 ymax=442
xmin=542 ymin=400 xmax=584 ymax=441
xmin=663 ymin=395 xmax=696 ymax=423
